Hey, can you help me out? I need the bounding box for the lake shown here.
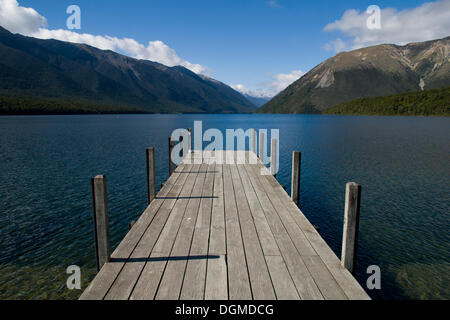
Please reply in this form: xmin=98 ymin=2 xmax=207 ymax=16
xmin=0 ymin=114 xmax=449 ymax=300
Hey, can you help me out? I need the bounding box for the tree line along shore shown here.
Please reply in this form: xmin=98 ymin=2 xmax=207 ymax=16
xmin=1 ymin=86 xmax=449 ymax=116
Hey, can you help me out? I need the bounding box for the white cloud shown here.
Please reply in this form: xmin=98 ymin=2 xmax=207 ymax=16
xmin=0 ymin=0 xmax=208 ymax=74
xmin=323 ymin=38 xmax=348 ymax=53
xmin=0 ymin=0 xmax=47 ymax=34
xmin=31 ymin=28 xmax=209 ymax=74
xmin=230 ymin=84 xmax=269 ymax=98
xmin=324 ymin=0 xmax=450 ymax=53
xmin=232 ymin=69 xmax=304 ymax=98
xmin=268 ymin=69 xmax=304 ymax=93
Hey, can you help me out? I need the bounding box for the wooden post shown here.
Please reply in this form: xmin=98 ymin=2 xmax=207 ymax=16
xmin=251 ymin=129 xmax=256 ymax=155
xmin=129 ymin=221 xmax=136 ymax=231
xmin=341 ymin=182 xmax=362 ymax=274
xmin=258 ymin=131 xmax=264 ymax=160
xmin=91 ymin=175 xmax=110 ymax=271
xmin=168 ymin=137 xmax=175 ymax=176
xmin=180 ymin=135 xmax=184 ymax=159
xmin=291 ymin=151 xmax=301 ymax=206
xmin=187 ymin=128 xmax=192 ymax=153
xmin=270 ymin=138 xmax=278 ymax=177
xmin=146 ymin=147 xmax=156 ymax=204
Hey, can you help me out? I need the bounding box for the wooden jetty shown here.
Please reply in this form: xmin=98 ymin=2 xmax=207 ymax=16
xmin=80 ymin=146 xmax=370 ymax=300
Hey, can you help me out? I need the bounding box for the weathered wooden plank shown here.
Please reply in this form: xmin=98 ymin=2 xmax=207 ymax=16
xmin=180 ymin=163 xmax=216 ymax=300
xmin=242 ymin=163 xmax=323 ymax=300
xmin=255 ymin=167 xmax=316 ymax=257
xmin=265 ymin=256 xmax=299 ymax=300
xmin=223 ymin=164 xmax=252 ymax=300
xmin=208 ymin=164 xmax=226 ymax=254
xmin=151 ymin=164 xmax=201 ymax=256
xmin=156 ymin=164 xmax=208 ymax=300
xmin=247 ymin=161 xmax=316 ymax=257
xmin=259 ymin=168 xmax=349 ymax=300
xmin=236 ymin=164 xmax=280 ymax=256
xmin=104 ymin=164 xmax=195 ymax=300
xmin=257 ymin=164 xmax=369 ymax=300
xmin=105 ymin=209 xmax=171 ymax=300
xmin=129 ymin=164 xmax=201 ymax=300
xmin=301 ymin=227 xmax=371 ymax=300
xmin=205 ymin=254 xmax=228 ymax=300
xmin=79 ymin=163 xmax=189 ymax=300
xmin=230 ymin=165 xmax=276 ymax=300
xmin=303 ymin=255 xmax=347 ymax=300
xmin=273 ymin=194 xmax=370 ymax=299
xmin=205 ymin=164 xmax=228 ymax=300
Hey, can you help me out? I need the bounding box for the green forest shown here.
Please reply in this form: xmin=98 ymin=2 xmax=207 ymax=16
xmin=2 ymin=86 xmax=449 ymax=116
xmin=0 ymin=94 xmax=150 ymax=115
xmin=324 ymin=86 xmax=450 ymax=116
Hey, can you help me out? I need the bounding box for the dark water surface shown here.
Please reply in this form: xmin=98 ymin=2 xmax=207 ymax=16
xmin=0 ymin=114 xmax=449 ymax=300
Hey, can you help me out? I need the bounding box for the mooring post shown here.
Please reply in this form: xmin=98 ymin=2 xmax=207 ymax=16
xmin=251 ymin=129 xmax=256 ymax=155
xmin=91 ymin=175 xmax=110 ymax=272
xmin=341 ymin=182 xmax=362 ymax=274
xmin=291 ymin=151 xmax=301 ymax=206
xmin=259 ymin=131 xmax=264 ymax=160
xmin=147 ymin=147 xmax=156 ymax=204
xmin=168 ymin=137 xmax=175 ymax=176
xmin=270 ymin=138 xmax=278 ymax=177
xmin=188 ymin=128 xmax=192 ymax=153
xmin=180 ymin=135 xmax=184 ymax=159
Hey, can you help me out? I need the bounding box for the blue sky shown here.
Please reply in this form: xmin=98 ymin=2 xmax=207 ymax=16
xmin=6 ymin=0 xmax=450 ymax=96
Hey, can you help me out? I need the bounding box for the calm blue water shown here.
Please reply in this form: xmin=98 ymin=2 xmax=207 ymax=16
xmin=0 ymin=114 xmax=449 ymax=300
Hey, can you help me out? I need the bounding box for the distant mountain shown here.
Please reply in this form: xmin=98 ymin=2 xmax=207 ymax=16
xmin=0 ymin=26 xmax=255 ymax=114
xmin=242 ymin=94 xmax=271 ymax=107
xmin=258 ymin=36 xmax=450 ymax=114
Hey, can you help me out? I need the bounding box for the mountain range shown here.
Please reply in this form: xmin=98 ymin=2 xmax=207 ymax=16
xmin=0 ymin=26 xmax=256 ymax=114
xmin=1 ymin=25 xmax=449 ymax=116
xmin=258 ymin=36 xmax=450 ymax=114
xmin=242 ymin=94 xmax=271 ymax=107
